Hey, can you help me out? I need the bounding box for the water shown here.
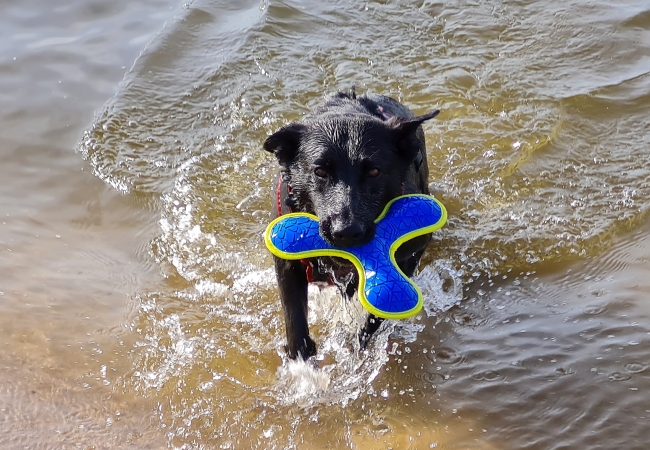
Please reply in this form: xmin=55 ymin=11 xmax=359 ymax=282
xmin=2 ymin=0 xmax=650 ymax=448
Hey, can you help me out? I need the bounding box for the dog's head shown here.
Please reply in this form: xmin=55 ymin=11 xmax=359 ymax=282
xmin=264 ymin=111 xmax=439 ymax=247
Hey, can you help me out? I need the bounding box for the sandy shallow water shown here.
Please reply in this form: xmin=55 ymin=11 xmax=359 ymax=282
xmin=2 ymin=0 xmax=650 ymax=448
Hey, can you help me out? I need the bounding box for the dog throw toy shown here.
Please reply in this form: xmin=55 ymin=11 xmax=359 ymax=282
xmin=264 ymin=194 xmax=447 ymax=319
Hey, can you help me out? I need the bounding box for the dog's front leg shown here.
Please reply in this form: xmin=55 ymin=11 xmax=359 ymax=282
xmin=359 ymin=314 xmax=384 ymax=350
xmin=273 ymin=256 xmax=316 ymax=360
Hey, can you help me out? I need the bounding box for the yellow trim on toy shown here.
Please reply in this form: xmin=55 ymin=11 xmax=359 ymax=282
xmin=264 ymin=195 xmax=447 ymax=320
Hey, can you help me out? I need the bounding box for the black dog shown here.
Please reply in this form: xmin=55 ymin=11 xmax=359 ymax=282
xmin=264 ymin=88 xmax=439 ymax=360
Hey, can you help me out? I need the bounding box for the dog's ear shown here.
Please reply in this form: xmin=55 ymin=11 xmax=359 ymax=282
xmin=389 ymin=110 xmax=440 ymax=161
xmin=263 ymin=123 xmax=306 ymax=166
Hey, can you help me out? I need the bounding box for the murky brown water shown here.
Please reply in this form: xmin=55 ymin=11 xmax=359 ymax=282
xmin=2 ymin=0 xmax=650 ymax=448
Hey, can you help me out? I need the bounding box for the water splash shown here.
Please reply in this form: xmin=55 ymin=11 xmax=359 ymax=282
xmin=416 ymin=264 xmax=465 ymax=316
xmin=77 ymin=0 xmax=650 ymax=447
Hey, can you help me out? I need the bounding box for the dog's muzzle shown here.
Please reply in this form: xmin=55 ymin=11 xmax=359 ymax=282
xmin=321 ymin=218 xmax=375 ymax=247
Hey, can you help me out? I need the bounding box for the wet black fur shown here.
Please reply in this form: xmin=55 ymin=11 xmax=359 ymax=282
xmin=264 ymin=88 xmax=439 ymax=360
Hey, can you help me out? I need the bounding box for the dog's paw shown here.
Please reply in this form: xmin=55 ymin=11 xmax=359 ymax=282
xmin=285 ymin=336 xmax=317 ymax=361
xmin=301 ymin=336 xmax=317 ymax=360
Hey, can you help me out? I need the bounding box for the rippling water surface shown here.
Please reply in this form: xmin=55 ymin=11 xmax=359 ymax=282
xmin=2 ymin=0 xmax=650 ymax=448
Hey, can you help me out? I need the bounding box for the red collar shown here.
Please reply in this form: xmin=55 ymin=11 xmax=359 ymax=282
xmin=276 ymin=173 xmax=286 ymax=217
xmin=276 ymin=173 xmax=297 ymax=216
xmin=276 ymin=174 xmax=317 ymax=282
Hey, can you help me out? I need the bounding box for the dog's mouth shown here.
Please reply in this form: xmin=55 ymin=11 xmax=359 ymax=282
xmin=320 ymin=221 xmax=375 ymax=248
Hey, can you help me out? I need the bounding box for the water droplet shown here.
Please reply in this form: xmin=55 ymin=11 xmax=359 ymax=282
xmin=471 ymin=370 xmax=502 ymax=382
xmin=625 ymin=362 xmax=647 ymax=374
xmin=608 ymin=372 xmax=632 ymax=381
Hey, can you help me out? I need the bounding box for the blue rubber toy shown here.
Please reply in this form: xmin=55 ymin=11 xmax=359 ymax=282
xmin=264 ymin=194 xmax=447 ymax=319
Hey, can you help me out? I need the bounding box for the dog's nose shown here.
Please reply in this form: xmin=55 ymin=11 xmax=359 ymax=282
xmin=331 ymin=223 xmax=366 ymax=247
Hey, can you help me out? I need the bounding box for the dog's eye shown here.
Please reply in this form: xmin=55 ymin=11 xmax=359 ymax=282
xmin=314 ymin=167 xmax=328 ymax=178
xmin=367 ymin=168 xmax=380 ymax=178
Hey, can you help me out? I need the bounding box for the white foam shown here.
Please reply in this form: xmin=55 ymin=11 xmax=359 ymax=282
xmin=275 ymin=359 xmax=331 ymax=407
xmin=231 ymin=268 xmax=275 ymax=293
